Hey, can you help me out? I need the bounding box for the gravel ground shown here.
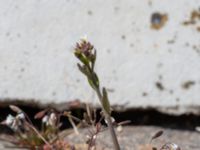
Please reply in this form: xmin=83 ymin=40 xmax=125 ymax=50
xmin=0 ymin=126 xmax=199 ymax=150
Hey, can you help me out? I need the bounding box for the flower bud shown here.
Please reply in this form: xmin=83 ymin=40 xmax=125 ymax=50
xmin=16 ymin=113 xmax=25 ymax=120
xmin=42 ymin=115 xmax=49 ymax=124
xmin=74 ymin=39 xmax=95 ymax=65
xmin=5 ymin=114 xmax=15 ymax=126
xmin=48 ymin=112 xmax=57 ymax=127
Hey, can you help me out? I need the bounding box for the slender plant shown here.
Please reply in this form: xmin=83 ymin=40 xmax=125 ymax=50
xmin=74 ymin=38 xmax=120 ymax=150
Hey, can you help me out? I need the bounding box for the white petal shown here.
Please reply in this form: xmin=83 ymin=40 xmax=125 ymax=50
xmin=5 ymin=114 xmax=15 ymax=125
xmin=42 ymin=115 xmax=49 ymax=123
xmin=16 ymin=113 xmax=25 ymax=120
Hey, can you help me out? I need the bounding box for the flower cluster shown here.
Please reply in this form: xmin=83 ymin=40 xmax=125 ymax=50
xmin=74 ymin=38 xmax=96 ymax=69
xmin=42 ymin=112 xmax=58 ymax=127
xmin=75 ymin=39 xmax=94 ymax=57
xmin=2 ymin=112 xmax=25 ymax=131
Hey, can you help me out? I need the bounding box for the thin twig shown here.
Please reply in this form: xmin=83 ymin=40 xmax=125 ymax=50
xmin=68 ymin=115 xmax=79 ymax=135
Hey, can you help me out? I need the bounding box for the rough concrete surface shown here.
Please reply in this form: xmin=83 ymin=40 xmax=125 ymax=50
xmin=0 ymin=126 xmax=199 ymax=150
xmin=65 ymin=126 xmax=200 ymax=150
xmin=0 ymin=0 xmax=200 ymax=114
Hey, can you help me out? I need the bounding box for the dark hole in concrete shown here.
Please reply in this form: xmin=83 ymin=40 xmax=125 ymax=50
xmin=106 ymin=49 xmax=111 ymax=53
xmin=114 ymin=6 xmax=120 ymax=12
xmin=6 ymin=32 xmax=10 ymax=37
xmin=182 ymin=81 xmax=195 ymax=89
xmin=155 ymin=81 xmax=164 ymax=91
xmin=169 ymin=89 xmax=174 ymax=94
xmin=87 ymin=10 xmax=93 ymax=15
xmin=183 ymin=9 xmax=200 ymax=26
xmin=130 ymin=43 xmax=134 ymax=47
xmin=121 ymin=35 xmax=126 ymax=40
xmin=52 ymin=92 xmax=56 ymax=96
xmin=176 ymin=98 xmax=180 ymax=102
xmin=20 ymin=68 xmax=25 ymax=72
xmin=151 ymin=12 xmax=168 ymax=30
xmin=142 ymin=92 xmax=148 ymax=97
xmin=17 ymin=33 xmax=21 ymax=38
xmin=167 ymin=39 xmax=175 ymax=44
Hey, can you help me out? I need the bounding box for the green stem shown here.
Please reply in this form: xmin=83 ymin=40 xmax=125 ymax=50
xmin=96 ymin=88 xmax=120 ymax=150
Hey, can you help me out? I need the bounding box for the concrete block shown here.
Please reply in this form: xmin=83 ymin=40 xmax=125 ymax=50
xmin=0 ymin=0 xmax=200 ymax=114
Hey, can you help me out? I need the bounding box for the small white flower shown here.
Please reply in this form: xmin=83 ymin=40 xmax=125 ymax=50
xmin=42 ymin=115 xmax=49 ymax=124
xmin=104 ymin=117 xmax=115 ymax=125
xmin=48 ymin=112 xmax=57 ymax=126
xmin=16 ymin=113 xmax=25 ymax=120
xmin=81 ymin=35 xmax=88 ymax=42
xmin=5 ymin=114 xmax=15 ymax=126
xmin=4 ymin=114 xmax=23 ymax=131
xmin=42 ymin=113 xmax=57 ymax=127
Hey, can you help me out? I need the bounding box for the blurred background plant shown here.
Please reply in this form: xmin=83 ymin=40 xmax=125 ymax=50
xmin=0 ymin=105 xmax=73 ymax=149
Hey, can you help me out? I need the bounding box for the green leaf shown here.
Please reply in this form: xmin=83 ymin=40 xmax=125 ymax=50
xmin=91 ymin=50 xmax=96 ymax=71
xmin=92 ymin=72 xmax=99 ymax=87
xmin=77 ymin=63 xmax=87 ymax=76
xmin=102 ymin=87 xmax=111 ymax=114
xmin=86 ymin=72 xmax=99 ymax=90
xmin=87 ymin=78 xmax=97 ymax=90
xmin=74 ymin=51 xmax=89 ymax=65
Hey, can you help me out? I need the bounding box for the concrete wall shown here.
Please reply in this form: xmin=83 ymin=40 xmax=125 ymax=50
xmin=0 ymin=0 xmax=200 ymax=114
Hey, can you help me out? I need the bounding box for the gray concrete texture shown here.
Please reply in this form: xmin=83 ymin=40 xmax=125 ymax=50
xmin=1 ymin=126 xmax=199 ymax=149
xmin=0 ymin=0 xmax=200 ymax=114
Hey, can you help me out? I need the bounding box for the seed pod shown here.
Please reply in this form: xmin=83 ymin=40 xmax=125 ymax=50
xmin=9 ymin=105 xmax=22 ymax=113
xmin=34 ymin=109 xmax=48 ymax=119
xmin=151 ymin=130 xmax=163 ymax=141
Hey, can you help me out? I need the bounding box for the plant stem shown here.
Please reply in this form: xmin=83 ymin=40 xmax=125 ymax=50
xmin=96 ymin=88 xmax=120 ymax=150
xmin=74 ymin=39 xmax=120 ymax=149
